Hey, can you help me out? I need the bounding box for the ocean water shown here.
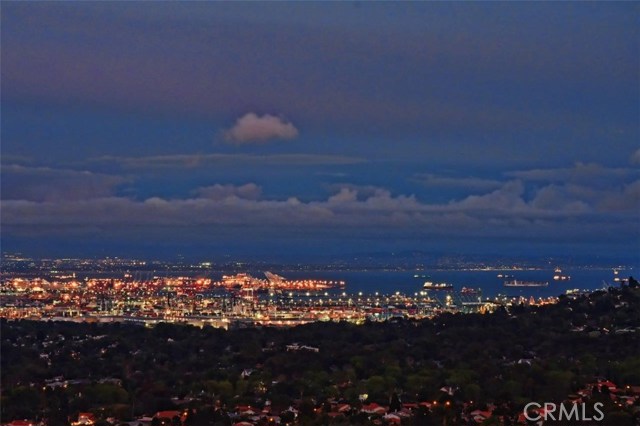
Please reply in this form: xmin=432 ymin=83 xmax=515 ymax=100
xmin=250 ymin=268 xmax=637 ymax=298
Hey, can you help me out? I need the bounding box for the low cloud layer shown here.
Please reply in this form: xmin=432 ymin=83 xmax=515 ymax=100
xmin=413 ymin=173 xmax=504 ymax=191
xmin=1 ymin=162 xmax=638 ymax=252
xmin=224 ymin=113 xmax=299 ymax=144
xmin=505 ymin=162 xmax=636 ymax=184
xmin=2 ymin=179 xmax=638 ymax=243
xmin=1 ymin=165 xmax=127 ymax=202
xmin=90 ymin=153 xmax=364 ymax=169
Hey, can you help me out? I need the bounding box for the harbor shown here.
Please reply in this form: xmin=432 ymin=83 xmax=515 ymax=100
xmin=2 ymin=266 xmax=625 ymax=329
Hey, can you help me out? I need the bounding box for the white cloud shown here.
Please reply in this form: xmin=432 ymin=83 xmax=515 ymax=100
xmin=597 ymin=179 xmax=640 ymax=212
xmin=529 ymin=184 xmax=591 ymax=213
xmin=195 ymin=183 xmax=262 ymax=201
xmin=327 ymin=187 xmax=358 ymax=204
xmin=452 ymin=180 xmax=527 ymax=212
xmin=223 ymin=113 xmax=299 ymax=144
xmin=631 ymin=148 xmax=640 ymax=165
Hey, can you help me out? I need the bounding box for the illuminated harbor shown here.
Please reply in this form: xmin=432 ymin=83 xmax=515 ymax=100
xmin=217 ymin=272 xmax=345 ymax=292
xmin=0 ymin=270 xmax=567 ymax=329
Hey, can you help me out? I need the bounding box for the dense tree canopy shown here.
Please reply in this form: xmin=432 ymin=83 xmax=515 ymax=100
xmin=2 ymin=286 xmax=639 ymax=425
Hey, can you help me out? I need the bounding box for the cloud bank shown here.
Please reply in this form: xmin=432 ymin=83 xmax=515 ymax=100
xmin=413 ymin=173 xmax=504 ymax=191
xmin=90 ymin=153 xmax=364 ymax=169
xmin=1 ymin=165 xmax=128 ymax=202
xmin=2 ymin=179 xmax=638 ymax=243
xmin=1 ymin=162 xmax=637 ymax=253
xmin=194 ymin=183 xmax=262 ymax=201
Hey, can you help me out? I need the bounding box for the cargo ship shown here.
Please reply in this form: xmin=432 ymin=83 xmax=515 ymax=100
xmin=423 ymin=281 xmax=454 ymax=290
xmin=504 ymin=280 xmax=548 ymax=287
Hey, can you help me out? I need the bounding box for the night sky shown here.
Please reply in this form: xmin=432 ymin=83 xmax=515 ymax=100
xmin=2 ymin=2 xmax=639 ymax=262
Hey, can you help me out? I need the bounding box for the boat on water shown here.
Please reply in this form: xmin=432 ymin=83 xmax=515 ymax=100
xmin=553 ymin=267 xmax=571 ymax=281
xmin=613 ymin=269 xmax=624 ymax=282
xmin=504 ymin=280 xmax=548 ymax=287
xmin=553 ymin=274 xmax=571 ymax=281
xmin=460 ymin=287 xmax=480 ymax=294
xmin=423 ymin=281 xmax=454 ymax=290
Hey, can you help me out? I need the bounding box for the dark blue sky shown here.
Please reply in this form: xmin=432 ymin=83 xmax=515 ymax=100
xmin=2 ymin=2 xmax=639 ymax=262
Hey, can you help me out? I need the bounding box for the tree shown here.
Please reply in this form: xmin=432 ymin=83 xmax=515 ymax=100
xmin=604 ymin=411 xmax=634 ymax=426
xmin=364 ymin=376 xmax=387 ymax=401
xmin=389 ymin=392 xmax=402 ymax=412
xmin=279 ymin=410 xmax=295 ymax=424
